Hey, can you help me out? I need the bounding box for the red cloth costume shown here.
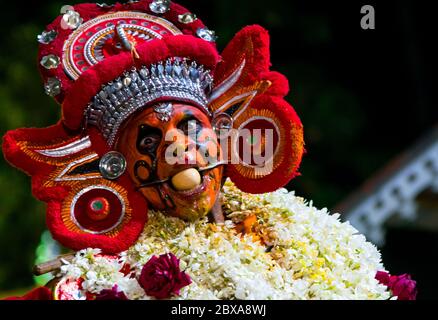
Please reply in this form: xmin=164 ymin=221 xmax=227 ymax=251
xmin=2 ymin=0 xmax=304 ymax=299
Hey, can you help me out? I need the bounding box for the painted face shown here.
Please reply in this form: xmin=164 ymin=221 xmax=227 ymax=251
xmin=116 ymin=103 xmax=223 ymax=221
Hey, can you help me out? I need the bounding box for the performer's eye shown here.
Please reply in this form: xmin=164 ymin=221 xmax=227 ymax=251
xmin=137 ymin=125 xmax=162 ymax=154
xmin=178 ymin=117 xmax=202 ymax=136
xmin=139 ymin=136 xmax=160 ymax=149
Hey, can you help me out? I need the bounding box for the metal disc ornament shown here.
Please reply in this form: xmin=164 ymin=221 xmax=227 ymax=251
xmin=99 ymin=151 xmax=127 ymax=180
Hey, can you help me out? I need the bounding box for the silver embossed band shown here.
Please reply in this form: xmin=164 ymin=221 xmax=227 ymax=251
xmin=85 ymin=57 xmax=213 ymax=146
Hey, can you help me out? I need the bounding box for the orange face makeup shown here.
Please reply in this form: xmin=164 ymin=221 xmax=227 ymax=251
xmin=116 ymin=103 xmax=223 ymax=221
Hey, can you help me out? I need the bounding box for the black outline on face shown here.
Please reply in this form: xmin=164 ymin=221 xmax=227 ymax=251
xmin=130 ymin=107 xmax=223 ymax=216
xmin=134 ymin=124 xmax=161 ymax=185
xmin=133 ymin=109 xmax=214 ymax=188
xmin=137 ymin=124 xmax=162 ymax=155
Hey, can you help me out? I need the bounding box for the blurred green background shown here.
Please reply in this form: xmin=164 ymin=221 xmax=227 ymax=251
xmin=0 ymin=0 xmax=435 ymax=298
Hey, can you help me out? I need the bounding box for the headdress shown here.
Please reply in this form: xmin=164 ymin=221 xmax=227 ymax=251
xmin=3 ymin=0 xmax=304 ymax=253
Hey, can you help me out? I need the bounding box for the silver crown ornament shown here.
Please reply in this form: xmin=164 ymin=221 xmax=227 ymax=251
xmin=85 ymin=57 xmax=213 ymax=146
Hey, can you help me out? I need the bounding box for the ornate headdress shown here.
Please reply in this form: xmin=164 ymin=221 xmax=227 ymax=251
xmin=3 ymin=0 xmax=304 ymax=253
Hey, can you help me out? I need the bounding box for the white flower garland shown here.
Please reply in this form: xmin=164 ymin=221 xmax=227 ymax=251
xmin=58 ymin=180 xmax=391 ymax=300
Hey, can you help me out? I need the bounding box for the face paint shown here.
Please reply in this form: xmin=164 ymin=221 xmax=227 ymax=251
xmin=116 ymin=103 xmax=223 ymax=221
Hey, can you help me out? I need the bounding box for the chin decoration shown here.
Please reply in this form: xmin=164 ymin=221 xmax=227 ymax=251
xmin=2 ymin=0 xmax=304 ymax=254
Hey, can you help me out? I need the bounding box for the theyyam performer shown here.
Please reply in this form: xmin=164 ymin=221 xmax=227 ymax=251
xmin=2 ymin=0 xmax=416 ymax=300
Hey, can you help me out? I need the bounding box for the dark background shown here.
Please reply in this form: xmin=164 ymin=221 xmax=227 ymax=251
xmin=0 ymin=0 xmax=436 ymax=298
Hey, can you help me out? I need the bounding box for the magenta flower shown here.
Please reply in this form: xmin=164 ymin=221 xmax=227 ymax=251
xmin=375 ymin=271 xmax=417 ymax=300
xmin=139 ymin=253 xmax=192 ymax=299
xmin=375 ymin=271 xmax=391 ymax=285
xmin=94 ymin=285 xmax=128 ymax=300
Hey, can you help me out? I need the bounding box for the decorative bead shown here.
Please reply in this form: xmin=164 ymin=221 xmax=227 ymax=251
xmin=153 ymin=102 xmax=173 ymax=122
xmin=123 ymin=77 xmax=132 ymax=87
xmin=37 ymin=30 xmax=57 ymax=44
xmin=149 ymin=0 xmax=170 ymax=14
xmin=99 ymin=151 xmax=127 ymax=180
xmin=87 ymin=197 xmax=110 ymax=221
xmin=171 ymin=168 xmax=201 ymax=191
xmin=61 ymin=8 xmax=83 ymax=30
xmin=139 ymin=68 xmax=149 ymax=79
xmin=178 ymin=13 xmax=197 ymax=24
xmin=44 ymin=77 xmax=62 ymax=97
xmin=196 ymin=28 xmax=217 ymax=42
xmin=40 ymin=54 xmax=60 ymax=70
xmin=113 ymin=81 xmax=123 ymax=91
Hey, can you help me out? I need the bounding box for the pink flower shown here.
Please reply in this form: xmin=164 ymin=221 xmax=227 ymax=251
xmin=376 ymin=271 xmax=417 ymax=300
xmin=375 ymin=271 xmax=391 ymax=286
xmin=139 ymin=253 xmax=191 ymax=299
xmin=388 ymin=274 xmax=417 ymax=300
xmin=94 ymin=285 xmax=128 ymax=300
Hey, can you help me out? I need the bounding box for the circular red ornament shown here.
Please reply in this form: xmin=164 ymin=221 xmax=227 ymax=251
xmin=72 ymin=186 xmax=125 ymax=234
xmin=62 ymin=11 xmax=182 ymax=80
xmin=236 ymin=117 xmax=280 ymax=167
xmin=225 ymin=95 xmax=304 ymax=194
xmin=86 ymin=197 xmax=110 ymax=221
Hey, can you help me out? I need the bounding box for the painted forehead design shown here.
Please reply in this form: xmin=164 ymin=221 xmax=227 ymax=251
xmin=153 ymin=103 xmax=173 ymax=122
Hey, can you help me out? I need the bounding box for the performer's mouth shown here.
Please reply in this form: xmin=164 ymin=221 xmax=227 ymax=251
xmin=168 ymin=167 xmax=208 ymax=197
xmin=136 ymin=161 xmax=225 ymax=192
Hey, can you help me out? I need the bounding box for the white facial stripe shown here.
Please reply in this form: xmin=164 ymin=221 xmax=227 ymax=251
xmin=208 ymin=59 xmax=246 ymax=103
xmin=36 ymin=136 xmax=91 ymax=157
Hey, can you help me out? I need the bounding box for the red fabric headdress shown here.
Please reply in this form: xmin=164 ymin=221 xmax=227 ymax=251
xmin=2 ymin=0 xmax=304 ymax=253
